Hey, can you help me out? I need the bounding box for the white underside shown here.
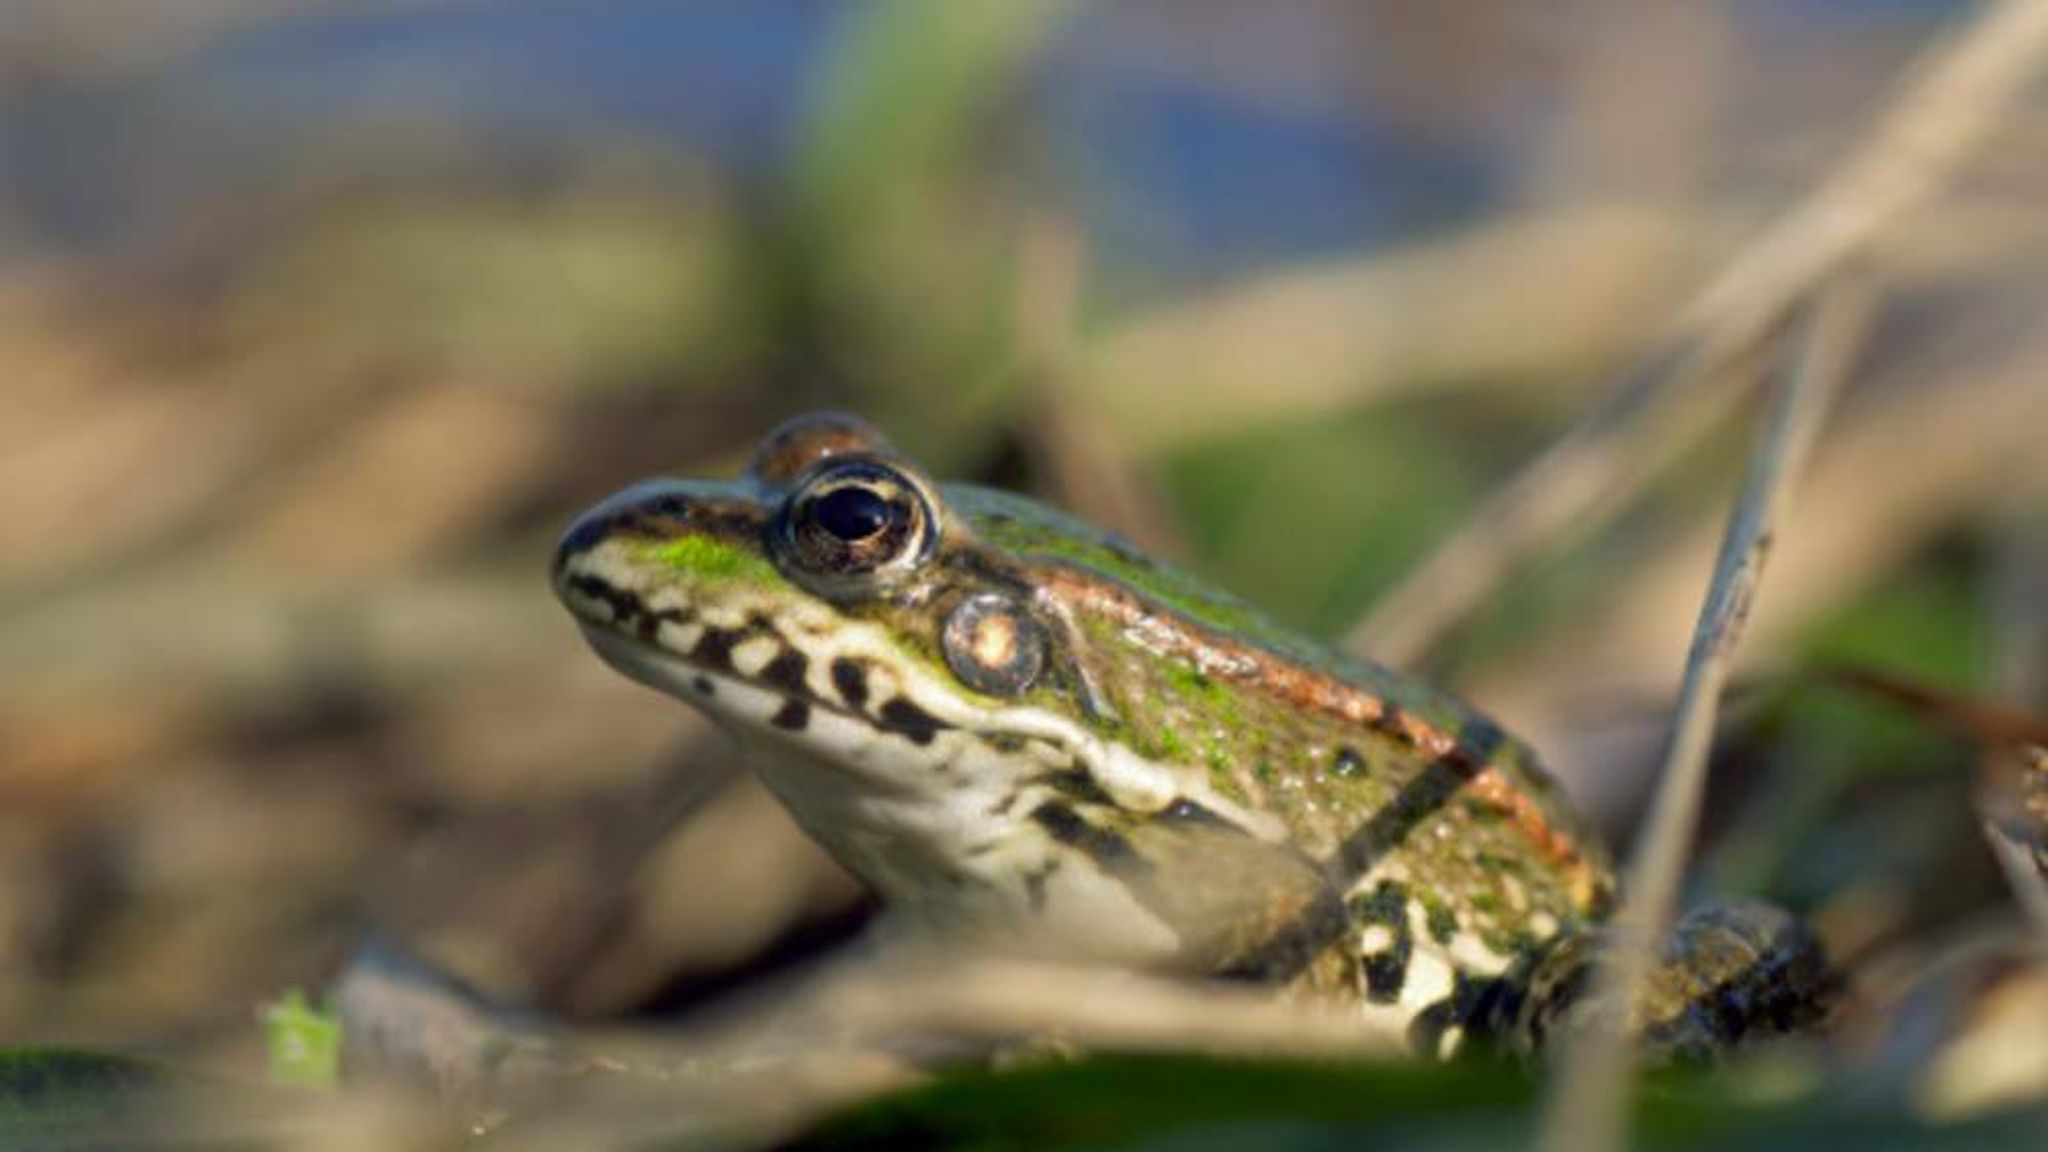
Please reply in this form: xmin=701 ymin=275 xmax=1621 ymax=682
xmin=580 ymin=623 xmax=1187 ymax=964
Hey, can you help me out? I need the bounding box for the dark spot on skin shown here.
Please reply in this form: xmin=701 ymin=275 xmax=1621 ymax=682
xmin=830 ymin=657 xmax=869 ymax=710
xmin=1333 ymin=746 xmax=1366 ymax=778
xmin=877 ymin=697 xmax=950 ymax=746
xmin=1352 ymin=881 xmax=1416 ymax=1005
xmin=1361 ymin=945 xmax=1410 ymax=1004
xmin=691 ymin=676 xmax=716 ymax=697
xmin=1196 ymin=726 xmax=1510 ymax=990
xmin=1030 ymin=802 xmax=1142 ymax=871
xmin=1332 ymin=726 xmax=1502 ymax=883
xmin=1038 ymin=768 xmax=1116 ymax=807
xmin=1406 ymin=999 xmax=1460 ymax=1057
xmin=1406 ymin=970 xmax=1520 ymax=1058
xmin=759 ymin=648 xmax=810 ymax=696
xmin=770 ymin=698 xmax=810 ymax=731
xmin=691 ymin=628 xmax=743 ymax=673
xmin=1456 ymin=971 xmax=1530 ymax=1052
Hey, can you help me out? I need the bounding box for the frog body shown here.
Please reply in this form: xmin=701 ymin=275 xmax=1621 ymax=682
xmin=553 ymin=413 xmax=1831 ymax=1057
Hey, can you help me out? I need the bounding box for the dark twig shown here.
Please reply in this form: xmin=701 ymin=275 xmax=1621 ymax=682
xmin=1534 ymin=277 xmax=1874 ymax=1152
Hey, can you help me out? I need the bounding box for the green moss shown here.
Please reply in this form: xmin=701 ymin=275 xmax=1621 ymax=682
xmin=261 ymin=989 xmax=341 ymax=1089
xmin=1421 ymin=893 xmax=1460 ymax=945
xmin=636 ymin=535 xmax=779 ymax=584
xmin=955 ymin=485 xmax=1323 ymax=666
xmin=1152 ymin=725 xmax=1189 ymax=761
xmin=1166 ymin=662 xmax=1235 ymax=713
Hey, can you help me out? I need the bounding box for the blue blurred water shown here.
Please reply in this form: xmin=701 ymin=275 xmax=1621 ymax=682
xmin=0 ymin=0 xmax=1966 ymax=276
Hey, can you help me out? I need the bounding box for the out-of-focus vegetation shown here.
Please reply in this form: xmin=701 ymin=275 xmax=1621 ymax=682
xmin=1 ymin=0 xmax=2044 ymax=1148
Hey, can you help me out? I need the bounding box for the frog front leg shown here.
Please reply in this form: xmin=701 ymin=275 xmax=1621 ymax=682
xmin=1508 ymin=902 xmax=1840 ymax=1059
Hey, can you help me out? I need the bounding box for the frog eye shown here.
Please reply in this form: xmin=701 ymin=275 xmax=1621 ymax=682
xmin=776 ymin=457 xmax=937 ymax=592
xmin=942 ymin=593 xmax=1045 ymax=696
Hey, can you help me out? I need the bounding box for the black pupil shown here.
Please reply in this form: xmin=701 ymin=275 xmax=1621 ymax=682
xmin=812 ymin=485 xmax=894 ymax=542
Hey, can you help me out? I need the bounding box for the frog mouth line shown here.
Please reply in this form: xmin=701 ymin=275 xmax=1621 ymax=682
xmin=560 ymin=571 xmax=958 ymax=749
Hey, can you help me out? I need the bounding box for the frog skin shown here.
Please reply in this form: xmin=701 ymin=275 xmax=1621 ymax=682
xmin=552 ymin=413 xmax=1836 ymax=1058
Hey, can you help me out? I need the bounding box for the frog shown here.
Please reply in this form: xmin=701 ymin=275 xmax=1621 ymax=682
xmin=551 ymin=412 xmax=1837 ymax=1060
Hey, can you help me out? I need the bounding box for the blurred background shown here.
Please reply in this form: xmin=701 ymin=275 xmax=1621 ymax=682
xmin=1 ymin=0 xmax=2043 ymax=1088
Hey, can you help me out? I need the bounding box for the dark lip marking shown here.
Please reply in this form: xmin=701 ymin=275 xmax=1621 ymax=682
xmin=562 ymin=573 xmax=696 ymax=645
xmin=571 ymin=596 xmax=958 ymax=753
xmin=691 ymin=675 xmax=716 ymax=696
xmin=759 ymin=647 xmax=811 ymax=696
xmin=876 ymin=697 xmax=950 ymax=746
xmin=690 ymin=627 xmax=745 ymax=674
xmin=1030 ymin=801 xmax=1146 ymax=873
xmin=771 ymin=697 xmax=811 ymax=731
xmin=563 ymin=573 xmax=646 ymax=626
xmin=829 ymin=657 xmax=870 ymax=710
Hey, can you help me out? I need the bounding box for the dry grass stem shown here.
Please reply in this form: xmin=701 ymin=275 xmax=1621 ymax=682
xmin=785 ymin=954 xmax=1407 ymax=1059
xmin=1077 ymin=206 xmax=1687 ymax=446
xmin=622 ymin=954 xmax=1405 ymax=1147
xmin=345 ymin=943 xmax=1411 ymax=1150
xmin=1350 ymin=0 xmax=2048 ymax=667
xmin=1476 ymin=312 xmax=2048 ymax=798
xmin=1534 ymin=277 xmax=1874 ymax=1152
